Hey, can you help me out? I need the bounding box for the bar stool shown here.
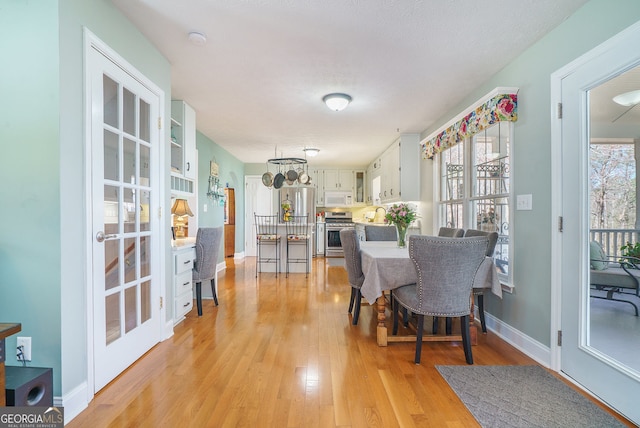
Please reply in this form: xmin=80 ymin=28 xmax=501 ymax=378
xmin=255 ymin=213 xmax=281 ymax=277
xmin=285 ymin=214 xmax=310 ymax=277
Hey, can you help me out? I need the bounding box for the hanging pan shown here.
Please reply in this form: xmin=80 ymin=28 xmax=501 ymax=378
xmin=262 ymin=171 xmax=273 ymax=187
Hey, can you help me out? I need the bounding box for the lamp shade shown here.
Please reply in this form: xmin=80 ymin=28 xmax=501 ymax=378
xmin=171 ymin=199 xmax=194 ymax=217
xmin=323 ymin=93 xmax=352 ymax=111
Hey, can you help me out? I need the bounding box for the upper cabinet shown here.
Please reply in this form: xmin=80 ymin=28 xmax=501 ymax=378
xmin=312 ymin=168 xmax=366 ymax=207
xmin=170 ymin=100 xmax=197 ymax=193
xmin=371 ymin=133 xmax=420 ymax=203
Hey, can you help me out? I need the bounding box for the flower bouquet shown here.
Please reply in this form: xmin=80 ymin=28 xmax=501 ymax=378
xmin=384 ymin=203 xmax=418 ymax=247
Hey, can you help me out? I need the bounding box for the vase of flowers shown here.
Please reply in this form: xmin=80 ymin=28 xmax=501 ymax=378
xmin=385 ymin=203 xmax=418 ymax=248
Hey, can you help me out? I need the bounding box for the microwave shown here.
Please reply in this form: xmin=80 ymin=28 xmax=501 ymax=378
xmin=325 ymin=191 xmax=353 ymax=207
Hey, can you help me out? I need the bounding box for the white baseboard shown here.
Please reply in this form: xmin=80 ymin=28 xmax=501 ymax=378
xmin=60 ymin=381 xmax=89 ymax=425
xmin=480 ymin=310 xmax=551 ymax=368
xmin=234 ymin=251 xmax=245 ymax=260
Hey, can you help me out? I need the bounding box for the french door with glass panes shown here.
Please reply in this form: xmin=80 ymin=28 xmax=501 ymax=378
xmin=89 ymin=42 xmax=162 ymax=392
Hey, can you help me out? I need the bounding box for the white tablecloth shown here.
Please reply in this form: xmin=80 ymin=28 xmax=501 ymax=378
xmin=359 ymin=241 xmax=502 ymax=304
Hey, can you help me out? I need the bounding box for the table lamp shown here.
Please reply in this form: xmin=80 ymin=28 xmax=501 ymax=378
xmin=171 ymin=198 xmax=194 ymax=238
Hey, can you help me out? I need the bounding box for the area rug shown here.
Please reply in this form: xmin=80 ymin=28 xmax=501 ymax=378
xmin=436 ymin=365 xmax=626 ymax=428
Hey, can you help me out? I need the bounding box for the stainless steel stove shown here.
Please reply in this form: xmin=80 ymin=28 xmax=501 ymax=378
xmin=325 ymin=212 xmax=354 ymax=257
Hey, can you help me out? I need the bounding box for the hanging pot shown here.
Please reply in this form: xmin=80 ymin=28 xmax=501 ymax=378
xmin=273 ymin=172 xmax=285 ymax=189
xmin=286 ymin=167 xmax=298 ymax=182
xmin=297 ymin=168 xmax=309 ymax=184
xmin=261 ymin=171 xmax=273 ymax=187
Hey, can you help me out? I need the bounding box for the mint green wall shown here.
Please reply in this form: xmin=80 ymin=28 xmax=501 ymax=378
xmin=0 ymin=0 xmax=61 ymax=389
xmin=421 ymin=0 xmax=640 ymax=347
xmin=196 ymin=131 xmax=245 ymax=259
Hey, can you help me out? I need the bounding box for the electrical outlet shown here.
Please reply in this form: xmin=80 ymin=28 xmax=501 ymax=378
xmin=17 ymin=336 xmax=32 ymax=362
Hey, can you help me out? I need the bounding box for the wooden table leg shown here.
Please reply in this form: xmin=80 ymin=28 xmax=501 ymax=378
xmin=376 ymin=293 xmax=388 ymax=346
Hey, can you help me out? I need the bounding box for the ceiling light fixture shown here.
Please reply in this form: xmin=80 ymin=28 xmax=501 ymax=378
xmin=613 ymin=89 xmax=640 ymax=106
xmin=323 ymin=93 xmax=352 ymax=111
xmin=188 ymin=31 xmax=207 ymax=46
xmin=303 ymin=147 xmax=320 ymax=157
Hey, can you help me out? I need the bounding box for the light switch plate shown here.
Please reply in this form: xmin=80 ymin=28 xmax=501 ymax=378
xmin=517 ymin=194 xmax=533 ymax=210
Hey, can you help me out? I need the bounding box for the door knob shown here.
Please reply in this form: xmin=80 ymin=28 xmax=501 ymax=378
xmin=96 ymin=231 xmax=118 ymax=242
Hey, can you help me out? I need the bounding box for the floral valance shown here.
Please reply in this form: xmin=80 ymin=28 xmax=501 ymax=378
xmin=421 ymin=89 xmax=518 ymax=159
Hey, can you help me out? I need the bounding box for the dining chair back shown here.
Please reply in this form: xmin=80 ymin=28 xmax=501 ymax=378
xmin=364 ymin=225 xmax=397 ymax=241
xmin=255 ymin=213 xmax=281 ymax=277
xmin=392 ymin=235 xmax=488 ymax=364
xmin=285 ymin=214 xmax=311 ymax=277
xmin=192 ymin=227 xmax=224 ymax=316
xmin=463 ymin=228 xmax=499 ymax=333
xmin=340 ymin=228 xmax=365 ymax=325
xmin=437 ymin=227 xmax=464 ymax=238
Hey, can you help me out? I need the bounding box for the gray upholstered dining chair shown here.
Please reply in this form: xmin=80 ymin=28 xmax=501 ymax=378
xmin=364 ymin=225 xmax=397 ymax=241
xmin=432 ymin=226 xmax=465 ymax=333
xmin=464 ymin=229 xmax=499 ymax=333
xmin=192 ymin=227 xmax=224 ymax=316
xmin=340 ymin=228 xmax=365 ymax=325
xmin=437 ymin=227 xmax=464 ymax=238
xmin=392 ymin=235 xmax=488 ymax=364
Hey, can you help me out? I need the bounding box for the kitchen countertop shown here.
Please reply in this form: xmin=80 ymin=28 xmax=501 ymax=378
xmin=171 ymin=237 xmax=196 ymax=248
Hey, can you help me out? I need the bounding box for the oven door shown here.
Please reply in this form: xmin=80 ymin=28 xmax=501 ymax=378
xmin=325 ymin=226 xmax=353 ymax=257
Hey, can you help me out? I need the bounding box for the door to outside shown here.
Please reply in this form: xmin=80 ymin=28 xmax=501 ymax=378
xmin=89 ymin=42 xmax=162 ymax=392
xmin=558 ymin=23 xmax=640 ymax=424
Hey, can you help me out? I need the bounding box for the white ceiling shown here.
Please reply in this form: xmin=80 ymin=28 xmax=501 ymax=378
xmin=112 ymin=0 xmax=590 ymax=167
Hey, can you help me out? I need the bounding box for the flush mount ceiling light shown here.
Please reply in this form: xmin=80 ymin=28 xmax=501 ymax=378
xmin=613 ymin=89 xmax=640 ymax=106
xmin=188 ymin=31 xmax=207 ymax=46
xmin=323 ymin=93 xmax=352 ymax=111
xmin=303 ymin=147 xmax=320 ymax=157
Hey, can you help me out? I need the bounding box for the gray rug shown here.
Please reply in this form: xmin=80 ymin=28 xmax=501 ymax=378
xmin=436 ymin=365 xmax=626 ymax=428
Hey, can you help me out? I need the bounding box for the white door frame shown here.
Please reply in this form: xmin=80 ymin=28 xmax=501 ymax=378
xmin=83 ymin=28 xmax=167 ymax=398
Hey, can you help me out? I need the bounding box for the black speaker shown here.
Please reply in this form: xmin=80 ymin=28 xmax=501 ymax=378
xmin=5 ymin=366 xmax=53 ymax=407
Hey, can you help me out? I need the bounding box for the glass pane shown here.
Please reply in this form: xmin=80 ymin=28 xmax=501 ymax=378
xmin=103 ymin=75 xmax=118 ymax=128
xmin=105 ymin=238 xmax=120 ymax=291
xmin=441 ymin=142 xmax=465 ymax=201
xmin=140 ymin=190 xmax=150 ymax=232
xmin=140 ymin=144 xmax=150 ymax=184
xmin=140 ymin=235 xmax=150 ymax=278
xmin=141 ymin=280 xmax=151 ymax=324
xmin=104 ymin=184 xmax=119 ymax=226
xmin=473 ymin=124 xmax=510 ymax=197
xmin=443 ymin=203 xmax=463 ymax=229
xmin=139 ymin=99 xmax=150 ymax=143
xmin=124 ymin=237 xmax=137 ymax=283
xmin=123 ymin=87 xmax=135 ymax=136
xmin=104 ymin=130 xmax=119 ymax=181
xmin=123 ymin=138 xmax=136 ymax=185
xmin=123 ymin=188 xmax=136 ymax=233
xmin=105 ymin=292 xmax=121 ymax=345
xmin=124 ymin=285 xmax=138 ymax=334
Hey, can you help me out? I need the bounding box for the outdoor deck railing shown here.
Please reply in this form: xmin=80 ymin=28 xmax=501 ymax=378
xmin=590 ymin=228 xmax=640 ymax=258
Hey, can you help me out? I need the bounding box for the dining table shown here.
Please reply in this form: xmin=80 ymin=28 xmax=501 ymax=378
xmin=359 ymin=240 xmax=501 ymax=346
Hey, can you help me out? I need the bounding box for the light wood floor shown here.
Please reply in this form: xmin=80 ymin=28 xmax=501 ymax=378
xmin=68 ymin=257 xmax=633 ymax=427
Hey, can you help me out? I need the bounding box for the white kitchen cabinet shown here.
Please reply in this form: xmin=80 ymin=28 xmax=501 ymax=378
xmin=170 ymin=100 xmax=197 ymax=193
xmin=173 ymin=243 xmax=196 ymax=325
xmin=377 ymin=134 xmax=421 ymax=203
xmin=309 ymin=168 xmax=325 ymax=206
xmin=323 ymin=169 xmax=354 ymax=192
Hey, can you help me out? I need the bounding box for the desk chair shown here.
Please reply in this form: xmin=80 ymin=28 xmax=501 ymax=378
xmin=192 ymin=227 xmax=223 ymax=316
xmin=340 ymin=228 xmax=365 ymax=325
xmin=464 ymin=229 xmax=499 ymax=333
xmin=285 ymin=214 xmax=311 ymax=277
xmin=255 ymin=214 xmax=281 ymax=277
xmin=392 ymin=235 xmax=488 ymax=364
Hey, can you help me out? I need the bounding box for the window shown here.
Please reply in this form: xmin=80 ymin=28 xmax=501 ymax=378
xmin=438 ymin=121 xmax=512 ymax=283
